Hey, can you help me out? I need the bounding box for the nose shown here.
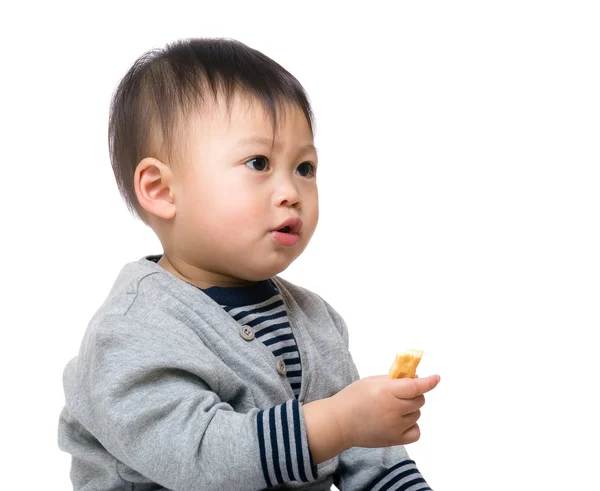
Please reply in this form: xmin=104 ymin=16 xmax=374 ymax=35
xmin=274 ymin=177 xmax=301 ymax=208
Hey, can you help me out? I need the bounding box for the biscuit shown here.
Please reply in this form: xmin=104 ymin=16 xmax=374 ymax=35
xmin=388 ymin=349 xmax=423 ymax=379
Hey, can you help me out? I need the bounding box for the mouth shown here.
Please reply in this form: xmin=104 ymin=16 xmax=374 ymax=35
xmin=273 ymin=217 xmax=302 ymax=235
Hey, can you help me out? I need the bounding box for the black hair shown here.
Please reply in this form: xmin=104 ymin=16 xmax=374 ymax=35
xmin=108 ymin=37 xmax=315 ymax=221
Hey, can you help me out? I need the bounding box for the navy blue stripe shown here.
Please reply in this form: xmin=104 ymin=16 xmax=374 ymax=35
xmin=255 ymin=322 xmax=290 ymax=337
xmin=200 ymin=279 xmax=277 ymax=307
xmin=273 ymin=345 xmax=299 ymax=357
xmin=257 ymin=411 xmax=272 ymax=488
xmin=268 ymin=407 xmax=284 ymax=485
xmin=292 ymin=400 xmax=308 ymax=482
xmin=291 ymin=382 xmax=302 ymax=390
xmin=231 ymin=299 xmax=284 ymax=321
xmin=263 ymin=333 xmax=295 ymax=346
xmin=284 ymin=357 xmax=301 ymax=365
xmin=280 ymin=402 xmax=295 ymax=482
xmin=365 ymin=460 xmax=416 ymax=490
xmin=286 ymin=370 xmax=302 ymax=377
xmin=246 ymin=310 xmax=287 ymax=327
xmin=307 ymin=445 xmax=318 ymax=481
xmin=382 ymin=476 xmax=427 ymax=491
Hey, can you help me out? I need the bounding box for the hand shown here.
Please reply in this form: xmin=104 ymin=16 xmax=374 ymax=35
xmin=330 ymin=374 xmax=440 ymax=449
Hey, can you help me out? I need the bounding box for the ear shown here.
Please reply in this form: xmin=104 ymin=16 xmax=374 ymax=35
xmin=134 ymin=157 xmax=176 ymax=220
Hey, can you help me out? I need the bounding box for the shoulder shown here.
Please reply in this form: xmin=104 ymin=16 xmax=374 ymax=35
xmin=93 ymin=255 xmax=213 ymax=321
xmin=63 ymin=259 xmax=224 ymax=401
xmin=74 ymin=255 xmax=218 ymax=364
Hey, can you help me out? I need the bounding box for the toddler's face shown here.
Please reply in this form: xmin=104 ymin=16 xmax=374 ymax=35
xmin=168 ymin=92 xmax=319 ymax=283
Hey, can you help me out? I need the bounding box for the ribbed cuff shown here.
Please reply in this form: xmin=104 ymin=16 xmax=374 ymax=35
xmin=256 ymin=399 xmax=319 ymax=487
xmin=366 ymin=459 xmax=432 ymax=491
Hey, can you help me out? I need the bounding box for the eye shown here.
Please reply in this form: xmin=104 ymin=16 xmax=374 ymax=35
xmin=245 ymin=156 xmax=269 ymax=172
xmin=296 ymin=161 xmax=316 ymax=178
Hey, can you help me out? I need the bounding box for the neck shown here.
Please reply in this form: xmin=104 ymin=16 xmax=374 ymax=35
xmin=156 ymin=253 xmax=255 ymax=289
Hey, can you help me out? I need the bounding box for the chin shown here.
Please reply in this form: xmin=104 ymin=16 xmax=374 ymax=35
xmin=234 ymin=248 xmax=302 ymax=281
xmin=246 ymin=260 xmax=294 ymax=281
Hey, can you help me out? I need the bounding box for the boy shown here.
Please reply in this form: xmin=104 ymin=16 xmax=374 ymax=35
xmin=58 ymin=38 xmax=441 ymax=490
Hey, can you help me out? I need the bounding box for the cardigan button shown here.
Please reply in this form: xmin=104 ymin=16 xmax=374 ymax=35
xmin=240 ymin=325 xmax=255 ymax=341
xmin=277 ymin=359 xmax=287 ymax=376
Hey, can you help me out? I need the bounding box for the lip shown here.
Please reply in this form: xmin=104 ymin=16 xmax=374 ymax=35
xmin=272 ymin=217 xmax=303 ymax=234
xmin=271 ymin=217 xmax=303 ymax=247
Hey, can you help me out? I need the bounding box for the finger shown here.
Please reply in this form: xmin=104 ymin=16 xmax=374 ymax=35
xmin=402 ymin=409 xmax=421 ymax=426
xmin=400 ymin=394 xmax=426 ymax=416
xmin=391 ymin=374 xmax=440 ymax=399
xmin=401 ymin=423 xmax=421 ymax=444
xmin=412 ymin=394 xmax=426 ymax=410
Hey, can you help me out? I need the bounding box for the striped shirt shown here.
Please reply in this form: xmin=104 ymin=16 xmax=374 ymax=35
xmin=201 ymin=279 xmax=303 ymax=399
xmin=201 ymin=279 xmax=318 ymax=487
xmin=200 ymin=279 xmax=430 ymax=490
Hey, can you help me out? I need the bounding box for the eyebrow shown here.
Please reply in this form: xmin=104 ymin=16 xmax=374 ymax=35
xmin=236 ymin=136 xmax=318 ymax=154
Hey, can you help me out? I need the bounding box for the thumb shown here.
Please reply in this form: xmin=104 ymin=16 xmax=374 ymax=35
xmin=391 ymin=374 xmax=441 ymax=399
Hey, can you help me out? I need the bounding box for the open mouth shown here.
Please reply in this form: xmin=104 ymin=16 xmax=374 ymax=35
xmin=273 ymin=217 xmax=302 ymax=235
xmin=271 ymin=217 xmax=302 ymax=246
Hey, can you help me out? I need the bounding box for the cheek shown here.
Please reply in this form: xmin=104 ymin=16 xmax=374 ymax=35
xmin=305 ymin=188 xmax=319 ymax=226
xmin=209 ymin=183 xmax=266 ymax=230
xmin=308 ymin=206 xmax=319 ymax=237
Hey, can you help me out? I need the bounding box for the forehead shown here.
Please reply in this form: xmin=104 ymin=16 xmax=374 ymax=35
xmin=187 ymin=91 xmax=313 ymax=142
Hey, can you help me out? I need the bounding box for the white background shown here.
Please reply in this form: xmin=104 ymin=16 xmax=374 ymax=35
xmin=2 ymin=1 xmax=599 ymax=489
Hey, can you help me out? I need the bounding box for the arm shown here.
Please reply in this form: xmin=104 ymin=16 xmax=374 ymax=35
xmin=323 ymin=303 xmax=434 ymax=491
xmin=302 ymin=396 xmax=349 ymax=464
xmin=64 ymin=314 xmax=322 ymax=491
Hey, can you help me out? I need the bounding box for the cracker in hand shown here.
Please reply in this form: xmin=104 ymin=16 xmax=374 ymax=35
xmin=388 ymin=349 xmax=423 ymax=379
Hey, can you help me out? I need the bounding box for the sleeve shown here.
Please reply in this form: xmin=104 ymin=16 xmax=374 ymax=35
xmin=336 ymin=447 xmax=432 ymax=491
xmin=324 ymin=304 xmax=434 ymax=491
xmin=64 ymin=314 xmax=319 ymax=491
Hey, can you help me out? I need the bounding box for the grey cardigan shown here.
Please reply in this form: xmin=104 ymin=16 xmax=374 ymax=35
xmin=58 ymin=256 xmax=428 ymax=490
